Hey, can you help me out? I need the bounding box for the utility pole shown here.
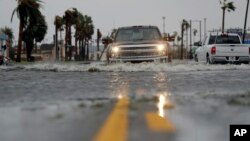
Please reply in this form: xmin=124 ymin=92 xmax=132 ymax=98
xmin=204 ymin=18 xmax=207 ymax=37
xmin=55 ymin=26 xmax=58 ymax=61
xmin=243 ymin=0 xmax=250 ymax=43
xmin=162 ymin=16 xmax=166 ymax=35
xmin=181 ymin=23 xmax=184 ymax=60
xmin=190 ymin=20 xmax=192 ymax=59
xmin=199 ymin=20 xmax=202 ymax=42
xmin=97 ymin=29 xmax=102 ymax=60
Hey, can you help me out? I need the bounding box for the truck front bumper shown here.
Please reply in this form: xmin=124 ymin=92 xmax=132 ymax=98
xmin=109 ymin=56 xmax=168 ymax=62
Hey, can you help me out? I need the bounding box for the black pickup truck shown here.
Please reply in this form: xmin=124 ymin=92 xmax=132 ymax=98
xmin=106 ymin=26 xmax=169 ymax=63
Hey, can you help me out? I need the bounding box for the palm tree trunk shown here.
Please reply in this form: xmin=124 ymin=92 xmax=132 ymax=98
xmin=55 ymin=26 xmax=58 ymax=61
xmin=243 ymin=0 xmax=250 ymax=43
xmin=16 ymin=21 xmax=24 ymax=62
xmin=81 ymin=39 xmax=84 ymax=60
xmin=65 ymin=24 xmax=68 ymax=61
xmin=26 ymin=39 xmax=34 ymax=62
xmin=181 ymin=25 xmax=184 ymax=60
xmin=75 ymin=31 xmax=78 ymax=56
xmin=68 ymin=25 xmax=72 ymax=61
xmin=83 ymin=39 xmax=86 ymax=60
xmin=222 ymin=8 xmax=225 ymax=33
xmin=87 ymin=40 xmax=89 ymax=61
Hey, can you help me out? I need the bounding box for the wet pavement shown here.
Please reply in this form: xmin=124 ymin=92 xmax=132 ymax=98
xmin=0 ymin=62 xmax=250 ymax=141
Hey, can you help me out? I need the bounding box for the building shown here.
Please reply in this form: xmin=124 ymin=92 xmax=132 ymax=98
xmin=0 ymin=34 xmax=8 ymax=58
xmin=40 ymin=44 xmax=56 ymax=61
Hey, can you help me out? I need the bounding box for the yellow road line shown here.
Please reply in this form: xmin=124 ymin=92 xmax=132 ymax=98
xmin=145 ymin=112 xmax=175 ymax=133
xmin=93 ymin=97 xmax=129 ymax=141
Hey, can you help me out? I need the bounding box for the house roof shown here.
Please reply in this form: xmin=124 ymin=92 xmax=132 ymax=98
xmin=40 ymin=44 xmax=54 ymax=51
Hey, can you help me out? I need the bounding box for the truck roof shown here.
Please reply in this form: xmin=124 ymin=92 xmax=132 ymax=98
xmin=118 ymin=25 xmax=159 ymax=29
xmin=209 ymin=33 xmax=239 ymax=36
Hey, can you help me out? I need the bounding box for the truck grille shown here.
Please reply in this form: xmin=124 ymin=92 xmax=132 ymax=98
xmin=120 ymin=46 xmax=156 ymax=50
xmin=117 ymin=46 xmax=161 ymax=59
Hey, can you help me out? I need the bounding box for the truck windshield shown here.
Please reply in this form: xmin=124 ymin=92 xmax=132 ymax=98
xmin=115 ymin=28 xmax=161 ymax=42
xmin=209 ymin=35 xmax=241 ymax=44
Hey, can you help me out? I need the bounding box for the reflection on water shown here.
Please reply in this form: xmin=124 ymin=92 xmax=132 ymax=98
xmin=110 ymin=72 xmax=129 ymax=99
xmin=154 ymin=72 xmax=166 ymax=82
xmin=156 ymin=92 xmax=173 ymax=117
xmin=117 ymin=94 xmax=124 ymax=100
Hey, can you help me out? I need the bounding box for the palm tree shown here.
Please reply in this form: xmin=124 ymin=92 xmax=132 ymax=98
xmin=84 ymin=16 xmax=94 ymax=60
xmin=11 ymin=0 xmax=42 ymax=62
xmin=0 ymin=27 xmax=14 ymax=42
xmin=181 ymin=19 xmax=189 ymax=60
xmin=220 ymin=0 xmax=236 ymax=33
xmin=63 ymin=8 xmax=76 ymax=61
xmin=77 ymin=14 xmax=94 ymax=61
xmin=23 ymin=12 xmax=47 ymax=61
xmin=0 ymin=27 xmax=14 ymax=59
xmin=54 ymin=15 xmax=63 ymax=60
xmin=71 ymin=8 xmax=80 ymax=58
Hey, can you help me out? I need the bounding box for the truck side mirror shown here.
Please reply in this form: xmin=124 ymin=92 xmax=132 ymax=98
xmin=102 ymin=37 xmax=113 ymax=45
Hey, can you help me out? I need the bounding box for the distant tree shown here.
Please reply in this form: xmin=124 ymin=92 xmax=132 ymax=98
xmin=11 ymin=0 xmax=43 ymax=62
xmin=71 ymin=8 xmax=80 ymax=57
xmin=78 ymin=15 xmax=94 ymax=61
xmin=63 ymin=8 xmax=76 ymax=61
xmin=0 ymin=27 xmax=14 ymax=43
xmin=220 ymin=0 xmax=236 ymax=33
xmin=54 ymin=15 xmax=64 ymax=60
xmin=22 ymin=12 xmax=47 ymax=61
xmin=84 ymin=16 xmax=94 ymax=60
xmin=61 ymin=8 xmax=94 ymax=61
xmin=0 ymin=27 xmax=14 ymax=59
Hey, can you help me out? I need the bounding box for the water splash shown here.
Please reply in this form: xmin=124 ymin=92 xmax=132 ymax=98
xmin=1 ymin=61 xmax=250 ymax=72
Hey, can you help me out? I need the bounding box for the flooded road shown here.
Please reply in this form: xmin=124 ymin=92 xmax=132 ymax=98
xmin=0 ymin=62 xmax=250 ymax=141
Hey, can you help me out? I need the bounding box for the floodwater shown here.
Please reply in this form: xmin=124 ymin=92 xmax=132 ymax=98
xmin=0 ymin=61 xmax=250 ymax=141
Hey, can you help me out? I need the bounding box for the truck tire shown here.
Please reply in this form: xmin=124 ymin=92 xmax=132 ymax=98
xmin=206 ymin=55 xmax=211 ymax=64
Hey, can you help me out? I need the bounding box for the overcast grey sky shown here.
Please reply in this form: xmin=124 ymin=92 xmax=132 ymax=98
xmin=0 ymin=0 xmax=248 ymax=43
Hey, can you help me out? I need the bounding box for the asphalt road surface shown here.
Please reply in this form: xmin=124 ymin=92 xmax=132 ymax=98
xmin=0 ymin=62 xmax=250 ymax=141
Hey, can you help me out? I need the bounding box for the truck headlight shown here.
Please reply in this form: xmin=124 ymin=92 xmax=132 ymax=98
xmin=157 ymin=44 xmax=166 ymax=51
xmin=112 ymin=46 xmax=119 ymax=53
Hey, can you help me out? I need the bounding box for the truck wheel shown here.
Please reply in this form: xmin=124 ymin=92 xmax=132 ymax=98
xmin=206 ymin=55 xmax=215 ymax=64
xmin=206 ymin=55 xmax=211 ymax=64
